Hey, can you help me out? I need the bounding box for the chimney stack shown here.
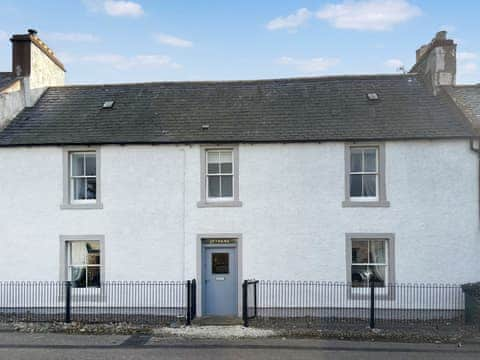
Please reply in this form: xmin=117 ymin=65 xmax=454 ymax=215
xmin=410 ymin=31 xmax=456 ymax=95
xmin=9 ymin=29 xmax=65 ymax=107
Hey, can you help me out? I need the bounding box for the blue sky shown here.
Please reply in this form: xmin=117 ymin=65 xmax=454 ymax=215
xmin=0 ymin=0 xmax=478 ymax=84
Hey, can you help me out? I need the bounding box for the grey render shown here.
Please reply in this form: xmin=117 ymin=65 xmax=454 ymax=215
xmin=61 ymin=146 xmax=103 ymax=210
xmin=197 ymin=145 xmax=242 ymax=208
xmin=342 ymin=142 xmax=389 ymax=208
xmin=345 ymin=233 xmax=395 ymax=300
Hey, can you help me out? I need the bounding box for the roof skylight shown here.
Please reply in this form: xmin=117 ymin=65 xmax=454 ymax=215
xmin=102 ymin=100 xmax=115 ymax=109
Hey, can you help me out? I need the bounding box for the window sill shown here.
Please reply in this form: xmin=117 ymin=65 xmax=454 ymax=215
xmin=347 ymin=289 xmax=395 ymax=301
xmin=60 ymin=202 xmax=104 ymax=210
xmin=342 ymin=200 xmax=390 ymax=208
xmin=197 ymin=200 xmax=243 ymax=208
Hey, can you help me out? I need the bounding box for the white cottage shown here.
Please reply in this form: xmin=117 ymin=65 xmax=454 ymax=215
xmin=0 ymin=30 xmax=478 ymax=317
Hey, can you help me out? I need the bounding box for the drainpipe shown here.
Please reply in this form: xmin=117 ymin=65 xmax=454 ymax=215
xmin=181 ymin=147 xmax=187 ymax=281
xmin=470 ymin=139 xmax=480 ymax=221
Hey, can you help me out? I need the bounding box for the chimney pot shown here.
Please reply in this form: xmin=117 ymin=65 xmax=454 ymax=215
xmin=435 ymin=31 xmax=447 ymax=41
xmin=27 ymin=29 xmax=38 ymax=36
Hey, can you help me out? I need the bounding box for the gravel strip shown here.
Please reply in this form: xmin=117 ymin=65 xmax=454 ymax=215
xmin=154 ymin=325 xmax=276 ymax=339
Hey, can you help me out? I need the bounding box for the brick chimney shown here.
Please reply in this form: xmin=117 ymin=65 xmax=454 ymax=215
xmin=410 ymin=31 xmax=456 ymax=95
xmin=0 ymin=29 xmax=65 ymax=128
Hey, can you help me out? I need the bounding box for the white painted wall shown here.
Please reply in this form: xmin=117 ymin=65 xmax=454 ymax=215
xmin=0 ymin=140 xmax=478 ymax=287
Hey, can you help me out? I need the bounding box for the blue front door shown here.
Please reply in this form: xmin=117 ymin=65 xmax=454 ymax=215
xmin=203 ymin=246 xmax=238 ymax=316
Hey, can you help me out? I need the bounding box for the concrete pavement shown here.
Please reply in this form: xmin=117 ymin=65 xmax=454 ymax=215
xmin=0 ymin=332 xmax=479 ymax=359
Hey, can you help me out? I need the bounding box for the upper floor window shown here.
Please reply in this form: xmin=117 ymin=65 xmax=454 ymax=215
xmin=70 ymin=152 xmax=97 ymax=203
xmin=343 ymin=143 xmax=389 ymax=208
xmin=207 ymin=149 xmax=234 ymax=200
xmin=61 ymin=147 xmax=103 ymax=210
xmin=349 ymin=147 xmax=378 ymax=200
xmin=198 ymin=146 xmax=242 ymax=208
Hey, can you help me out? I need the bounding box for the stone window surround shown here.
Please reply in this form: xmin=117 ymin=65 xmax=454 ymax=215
xmin=343 ymin=142 xmax=390 ymax=208
xmin=61 ymin=146 xmax=103 ymax=210
xmin=59 ymin=234 xmax=106 ymax=301
xmin=345 ymin=233 xmax=395 ymax=300
xmin=197 ymin=144 xmax=242 ymax=208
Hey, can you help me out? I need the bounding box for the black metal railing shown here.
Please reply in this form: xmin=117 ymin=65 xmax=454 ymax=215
xmin=249 ymin=281 xmax=464 ymax=328
xmin=0 ymin=280 xmax=197 ymax=325
xmin=242 ymin=279 xmax=259 ymax=327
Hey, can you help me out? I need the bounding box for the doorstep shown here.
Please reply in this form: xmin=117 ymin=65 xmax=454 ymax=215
xmin=192 ymin=316 xmax=244 ymax=326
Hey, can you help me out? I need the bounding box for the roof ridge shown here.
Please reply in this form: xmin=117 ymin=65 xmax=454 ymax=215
xmin=51 ymin=73 xmax=419 ymax=89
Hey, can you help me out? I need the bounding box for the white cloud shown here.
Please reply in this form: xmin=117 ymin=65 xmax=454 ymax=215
xmin=79 ymin=53 xmax=181 ymax=70
xmin=457 ymin=52 xmax=478 ymax=61
xmin=266 ymin=8 xmax=311 ymax=31
xmin=104 ymin=0 xmax=144 ymax=17
xmin=277 ymin=56 xmax=339 ymax=74
xmin=82 ymin=0 xmax=144 ymax=18
xmin=45 ymin=32 xmax=100 ymax=43
xmin=0 ymin=30 xmax=8 ymax=42
xmin=316 ymin=0 xmax=421 ymax=31
xmin=385 ymin=58 xmax=404 ymax=70
xmin=154 ymin=33 xmax=193 ymax=48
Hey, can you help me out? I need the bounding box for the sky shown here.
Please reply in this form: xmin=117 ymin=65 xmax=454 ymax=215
xmin=0 ymin=0 xmax=479 ymax=85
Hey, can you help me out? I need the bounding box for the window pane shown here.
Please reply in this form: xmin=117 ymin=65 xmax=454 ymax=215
xmin=87 ymin=178 xmax=96 ymax=200
xmin=219 ymin=151 xmax=232 ymax=163
xmin=87 ymin=267 xmax=101 ymax=288
xmin=364 ymin=149 xmax=377 ymax=172
xmin=208 ymin=176 xmax=220 ymax=198
xmin=362 ymin=174 xmax=377 ymax=197
xmin=70 ymin=266 xmax=86 ymax=288
xmin=351 ymin=265 xmax=368 ymax=287
xmin=352 ymin=240 xmax=368 ymax=263
xmin=207 ymin=163 xmax=220 ymax=174
xmin=350 ymin=174 xmax=362 ymax=197
xmin=71 ymin=154 xmax=84 ymax=176
xmin=350 ymin=149 xmax=363 ymax=172
xmin=85 ymin=154 xmax=96 ymax=176
xmin=207 ymin=151 xmax=220 ymax=163
xmin=369 ymin=265 xmax=386 ymax=287
xmin=73 ymin=178 xmax=86 ymax=200
xmin=70 ymin=242 xmax=87 ymax=265
xmin=212 ymin=253 xmax=229 ymax=274
xmin=220 ymin=162 xmax=232 ymax=173
xmin=369 ymin=240 xmax=386 ymax=264
xmin=220 ymin=175 xmax=233 ymax=197
xmin=86 ymin=242 xmax=100 ymax=264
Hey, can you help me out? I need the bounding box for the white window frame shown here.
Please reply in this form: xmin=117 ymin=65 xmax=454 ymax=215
xmin=343 ymin=142 xmax=389 ymax=208
xmin=198 ymin=145 xmax=242 ymax=208
xmin=70 ymin=151 xmax=97 ymax=205
xmin=345 ymin=233 xmax=395 ymax=300
xmin=66 ymin=240 xmax=103 ymax=288
xmin=206 ymin=149 xmax=235 ymax=202
xmin=349 ymin=147 xmax=379 ymax=202
xmin=61 ymin=147 xmax=103 ymax=210
xmin=350 ymin=239 xmax=388 ymax=287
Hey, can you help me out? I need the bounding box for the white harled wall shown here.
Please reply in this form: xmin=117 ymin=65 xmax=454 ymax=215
xmin=0 ymin=140 xmax=478 ymax=284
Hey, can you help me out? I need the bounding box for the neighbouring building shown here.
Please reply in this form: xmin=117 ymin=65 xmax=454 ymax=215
xmin=0 ymin=30 xmax=478 ymax=317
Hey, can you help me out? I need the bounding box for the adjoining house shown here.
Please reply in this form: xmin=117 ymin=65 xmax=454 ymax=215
xmin=0 ymin=30 xmax=478 ymax=318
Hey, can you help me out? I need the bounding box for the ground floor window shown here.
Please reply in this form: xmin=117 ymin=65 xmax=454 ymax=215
xmin=346 ymin=233 xmax=395 ymax=291
xmin=351 ymin=239 xmax=387 ymax=287
xmin=66 ymin=241 xmax=102 ymax=288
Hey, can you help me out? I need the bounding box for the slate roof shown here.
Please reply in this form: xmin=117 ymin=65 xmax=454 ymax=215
xmin=444 ymin=85 xmax=480 ymax=127
xmin=0 ymin=72 xmax=16 ymax=92
xmin=0 ymin=74 xmax=476 ymax=146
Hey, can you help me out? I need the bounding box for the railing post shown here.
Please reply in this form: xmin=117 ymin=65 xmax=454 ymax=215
xmin=191 ymin=279 xmax=196 ymax=320
xmin=65 ymin=281 xmax=71 ymax=324
xmin=254 ymin=281 xmax=257 ymax=318
xmin=369 ymin=280 xmax=375 ymax=329
xmin=242 ymin=280 xmax=248 ymax=327
xmin=186 ymin=280 xmax=192 ymax=326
